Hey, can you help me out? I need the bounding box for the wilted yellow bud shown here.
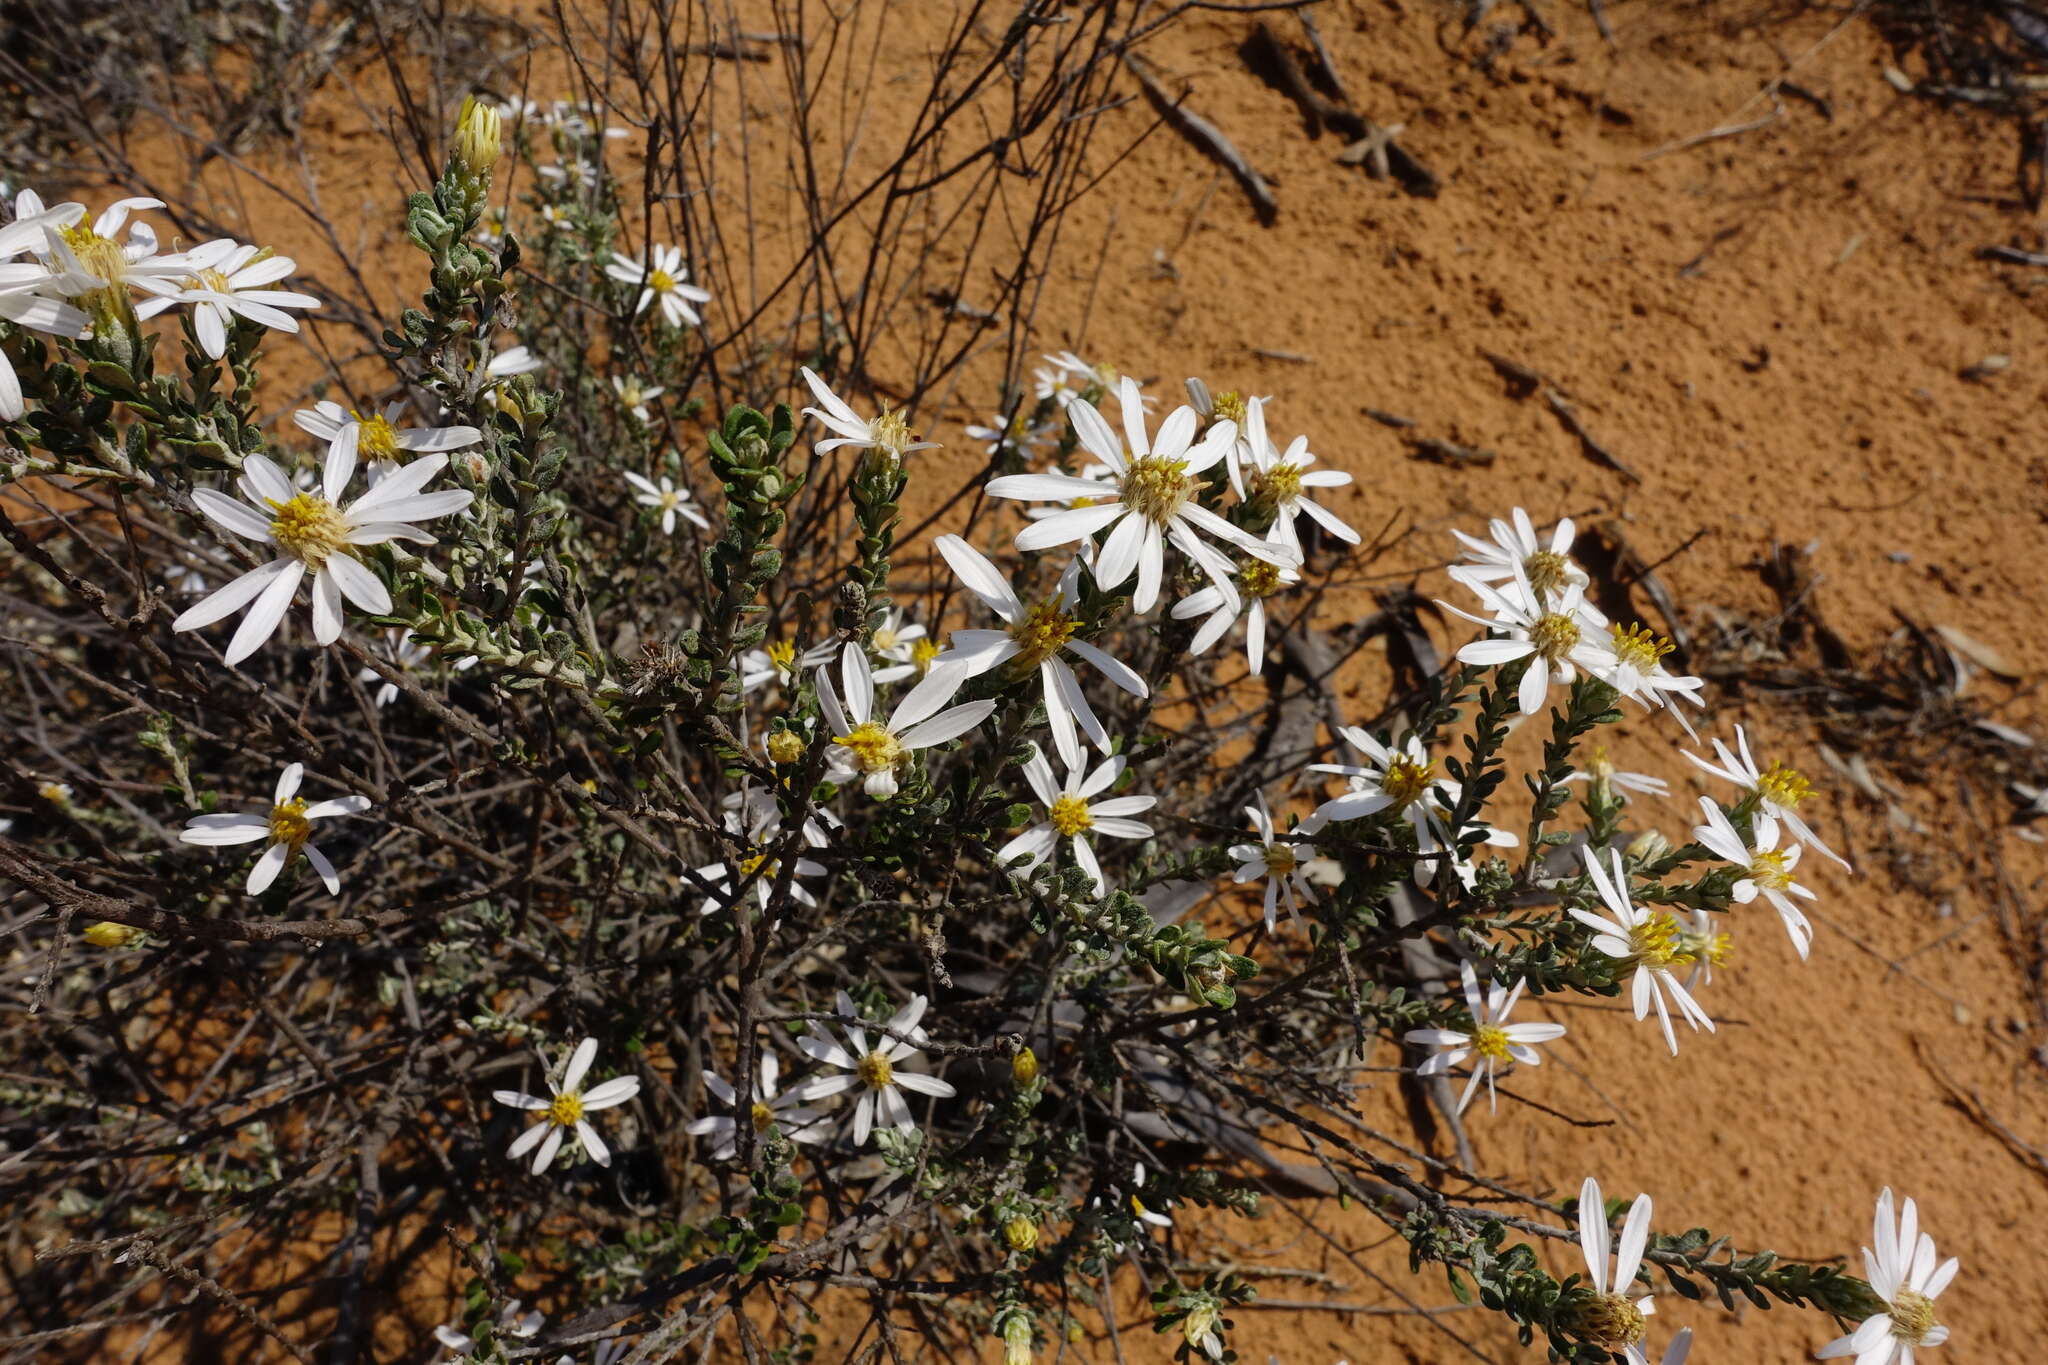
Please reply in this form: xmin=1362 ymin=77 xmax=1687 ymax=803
xmin=1623 ymin=828 xmax=1671 ymax=864
xmin=84 ymin=921 xmax=141 ymax=949
xmin=1004 ymin=1216 xmax=1038 ymax=1252
xmin=454 ymin=95 xmax=502 ymax=176
xmin=1010 ymin=1046 xmax=1038 ymax=1088
xmin=766 ymin=730 xmax=805 ymax=765
xmin=1000 ymin=1311 xmax=1033 ymax=1365
xmin=1181 ymin=1302 xmax=1220 ymax=1354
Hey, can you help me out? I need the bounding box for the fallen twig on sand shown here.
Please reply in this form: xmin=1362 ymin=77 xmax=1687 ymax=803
xmin=1125 ymin=51 xmax=1279 ymax=222
xmin=1409 ymin=435 xmax=1496 ymax=468
xmin=1248 ymin=22 xmax=1441 ymax=198
xmin=1479 ymin=350 xmax=1641 ymax=482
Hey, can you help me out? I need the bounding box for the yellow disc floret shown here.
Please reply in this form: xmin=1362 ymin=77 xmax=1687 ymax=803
xmin=1240 ymin=560 xmax=1285 ymax=599
xmin=1574 ymin=1293 xmax=1646 ymax=1351
xmin=1381 ymin=755 xmax=1435 ymax=807
xmin=1263 ymin=841 xmax=1299 ymax=877
xmin=1747 ymin=848 xmax=1793 ymax=892
xmin=1629 ymin=910 xmax=1682 ymax=968
xmin=857 ymin=1050 xmax=895 ymax=1090
xmin=1049 ymin=794 xmax=1093 ymax=837
xmin=869 ymin=406 xmax=917 ymax=460
xmin=547 ymin=1091 xmax=585 ymax=1127
xmin=648 ymin=267 xmax=677 ymax=294
xmin=749 ymin=1101 xmax=775 ymax=1133
xmin=1756 ymin=760 xmax=1812 ymax=809
xmin=1523 ymin=548 xmax=1572 ymax=597
xmin=1120 ymin=455 xmax=1196 ymax=526
xmin=835 ymin=721 xmax=905 ymax=775
xmin=1529 ymin=612 xmax=1582 ymax=662
xmin=266 ymin=493 xmax=352 ymax=570
xmin=1888 ymin=1288 xmax=1939 ymax=1344
xmin=1251 ymin=461 xmax=1304 ymax=504
xmin=767 ymin=639 xmax=797 ymax=674
xmin=1471 ymin=1023 xmax=1511 ymax=1060
xmin=911 ymin=638 xmax=941 ymax=674
xmin=1609 ymin=622 xmax=1675 ymax=673
xmin=267 ymin=797 xmax=313 ymax=849
xmin=1009 ymin=600 xmax=1078 ymax=669
xmin=352 ymin=410 xmax=401 ymax=463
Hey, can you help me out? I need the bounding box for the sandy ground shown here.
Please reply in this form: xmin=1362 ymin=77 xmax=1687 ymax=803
xmin=26 ymin=1 xmax=2048 ymax=1361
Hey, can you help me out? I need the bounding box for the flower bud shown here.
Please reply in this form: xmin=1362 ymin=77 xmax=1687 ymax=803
xmin=84 ymin=921 xmax=142 ymax=949
xmin=1000 ymin=1311 xmax=1033 ymax=1365
xmin=1181 ymin=1302 xmax=1220 ymax=1354
xmin=1623 ymin=828 xmax=1671 ymax=864
xmin=1010 ymin=1046 xmax=1038 ymax=1088
xmin=1003 ymin=1216 xmax=1038 ymax=1252
xmin=766 ymin=730 xmax=805 ymax=765
xmin=454 ymin=95 xmax=503 ymax=177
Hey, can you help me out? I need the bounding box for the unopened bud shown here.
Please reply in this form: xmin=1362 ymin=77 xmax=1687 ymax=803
xmin=766 ymin=730 xmax=805 ymax=764
xmin=1004 ymin=1216 xmax=1039 ymax=1252
xmin=1623 ymin=828 xmax=1671 ymax=864
xmin=1010 ymin=1046 xmax=1038 ymax=1088
xmin=1001 ymin=1311 xmax=1033 ymax=1365
xmin=454 ymin=95 xmax=503 ymax=176
xmin=84 ymin=921 xmax=142 ymax=949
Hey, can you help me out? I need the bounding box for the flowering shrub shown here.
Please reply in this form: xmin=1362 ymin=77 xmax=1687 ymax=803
xmin=0 ymin=77 xmax=1962 ymax=1365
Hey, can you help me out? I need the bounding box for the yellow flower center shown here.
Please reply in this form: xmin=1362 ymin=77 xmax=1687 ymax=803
xmin=1748 ymin=847 xmax=1793 ymax=892
xmin=648 ymin=267 xmax=677 ymax=294
xmin=1120 ymin=454 xmax=1196 ymax=526
xmin=1888 ymin=1288 xmax=1938 ymax=1343
xmin=194 ymin=267 xmax=236 ymax=294
xmin=857 ymin=1050 xmax=894 ymax=1089
xmin=1574 ymin=1292 xmax=1646 ymax=1350
xmin=351 ymin=411 xmax=401 ymax=462
xmin=618 ymin=381 xmax=647 ymax=407
xmin=737 ymin=851 xmax=778 ymax=879
xmin=835 ymin=721 xmax=905 ymax=774
xmin=911 ymin=638 xmax=941 ymax=674
xmin=749 ymin=1101 xmax=775 ymax=1132
xmin=1629 ymin=910 xmax=1682 ymax=968
xmin=1471 ymin=1023 xmax=1511 ymax=1060
xmin=59 ymin=224 xmax=128 ymax=286
xmin=1240 ymin=560 xmax=1285 ymax=599
xmin=1381 ymin=755 xmax=1435 ymax=807
xmin=1674 ymin=925 xmax=1732 ymax=969
xmin=1009 ymin=600 xmax=1078 ymax=669
xmin=1211 ymin=390 xmax=1246 ymax=425
xmin=267 ymin=797 xmax=312 ymax=849
xmin=766 ymin=731 xmax=805 ymax=764
xmin=1756 ymin=760 xmax=1811 ymax=809
xmin=869 ymin=406 xmax=917 ymax=459
xmin=767 ymin=640 xmax=797 ymax=674
xmin=1523 ymin=548 xmax=1572 ymax=597
xmin=1609 ymin=622 xmax=1675 ymax=673
xmin=1529 ymin=612 xmax=1582 ymax=662
xmin=873 ymin=625 xmax=899 ymax=650
xmin=547 ymin=1092 xmax=585 ymax=1127
xmin=1049 ymin=794 xmax=1093 ymax=838
xmin=1252 ymin=461 xmax=1304 ymax=503
xmin=37 ymin=782 xmax=69 ymax=804
xmin=266 ymin=492 xmax=352 ymax=569
xmin=1264 ymin=841 xmax=1298 ymax=876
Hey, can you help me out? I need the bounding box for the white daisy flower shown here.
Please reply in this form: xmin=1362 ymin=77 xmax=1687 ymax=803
xmin=1128 ymin=1162 xmax=1174 ymax=1228
xmin=685 ymin=1052 xmax=828 ymax=1159
xmin=1233 ymin=396 xmax=1358 ymax=553
xmin=610 ymin=374 xmax=665 ymax=423
xmin=1594 ymin=622 xmax=1705 ymax=736
xmin=1031 ymin=350 xmax=1094 ymax=408
xmin=815 ymin=644 xmax=994 ymax=800
xmin=1305 ymin=727 xmax=1513 ymax=885
xmin=1403 ymin=960 xmax=1567 ymax=1114
xmin=1573 ymin=1176 xmax=1658 ymax=1365
xmin=867 ymin=608 xmax=934 ymax=684
xmin=173 ymin=441 xmax=474 ymax=665
xmin=691 ymin=834 xmax=826 ymax=917
xmin=1228 ymin=792 xmax=1320 ymax=932
xmin=1562 ymin=745 xmax=1671 ymax=799
xmin=354 ymin=629 xmax=432 ymax=707
xmin=0 ymin=192 xmax=92 ymax=421
xmin=796 ymin=990 xmax=956 ymax=1145
xmin=1815 ymin=1188 xmax=1956 ymax=1365
xmin=1445 ymin=571 xmax=1617 ymax=717
xmin=605 ymin=245 xmax=710 ymax=328
xmin=1568 ymin=846 xmax=1715 ymax=1055
xmin=1691 ymin=797 xmax=1816 ymax=959
xmin=995 ymin=745 xmax=1155 ymax=896
xmin=1449 ymin=506 xmax=1587 ymax=602
xmin=739 ymin=637 xmax=837 ymax=696
xmin=177 ymin=762 xmax=370 ymax=896
xmin=934 ymin=534 xmax=1148 ymax=769
xmin=1685 ymin=726 xmax=1851 ymax=871
xmin=434 ymin=1301 xmax=544 ymax=1358
xmin=292 ymin=400 xmax=482 ymax=482
xmin=798 ymin=366 xmax=938 ymax=465
xmin=1170 ymin=559 xmax=1300 ymax=676
xmin=965 ymin=409 xmax=1051 ymax=458
xmin=624 ymin=470 xmax=709 ymax=535
xmin=988 ymin=377 xmax=1293 ymax=615
xmin=38 ymin=780 xmax=75 ymax=806
xmin=134 ymin=238 xmax=319 ymax=358
xmin=492 ymin=1037 xmax=641 ymax=1175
